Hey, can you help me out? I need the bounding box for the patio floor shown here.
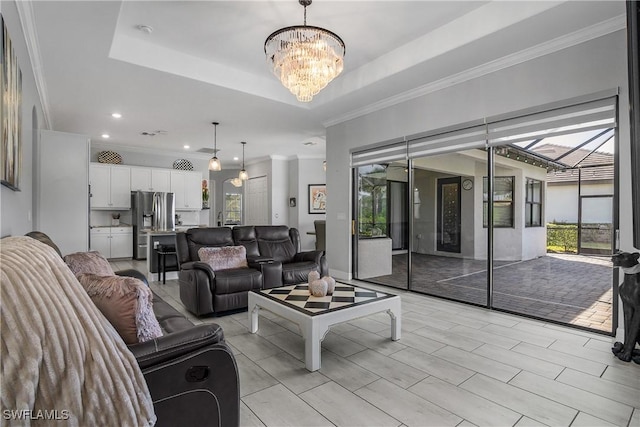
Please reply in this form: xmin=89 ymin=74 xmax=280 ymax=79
xmin=365 ymin=253 xmax=613 ymax=333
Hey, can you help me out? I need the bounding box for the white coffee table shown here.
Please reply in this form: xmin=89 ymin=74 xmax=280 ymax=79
xmin=248 ymin=283 xmax=401 ymax=371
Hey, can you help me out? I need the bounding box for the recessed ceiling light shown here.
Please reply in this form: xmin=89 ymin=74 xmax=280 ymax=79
xmin=233 ymin=157 xmax=239 ymax=161
xmin=303 ymin=141 xmax=317 ymax=146
xmin=137 ymin=24 xmax=153 ymax=34
xmin=101 ymin=134 xmax=110 ymax=139
xmin=111 ymin=113 xmax=122 ymax=119
xmin=183 ymin=145 xmax=190 ymax=149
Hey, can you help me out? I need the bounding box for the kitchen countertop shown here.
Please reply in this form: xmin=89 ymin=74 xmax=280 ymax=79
xmin=90 ymin=224 xmax=132 ymax=229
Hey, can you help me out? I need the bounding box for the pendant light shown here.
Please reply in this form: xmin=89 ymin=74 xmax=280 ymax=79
xmin=239 ymin=141 xmax=249 ymax=181
xmin=208 ymin=122 xmax=221 ymax=171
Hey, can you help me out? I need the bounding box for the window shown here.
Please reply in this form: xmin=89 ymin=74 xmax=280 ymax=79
xmin=224 ymin=193 xmax=242 ymax=225
xmin=525 ymin=178 xmax=543 ymax=227
xmin=358 ymin=165 xmax=388 ymax=237
xmin=483 ymin=176 xmax=514 ymax=228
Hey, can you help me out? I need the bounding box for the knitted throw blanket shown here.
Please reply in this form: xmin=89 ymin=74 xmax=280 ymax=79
xmin=0 ymin=237 xmax=156 ymax=426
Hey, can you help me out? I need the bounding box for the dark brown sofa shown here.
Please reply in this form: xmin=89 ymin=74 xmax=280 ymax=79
xmin=176 ymin=225 xmax=328 ymax=316
xmin=24 ymin=231 xmax=240 ymax=427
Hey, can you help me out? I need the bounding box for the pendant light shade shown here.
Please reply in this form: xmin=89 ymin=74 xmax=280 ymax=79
xmin=239 ymin=141 xmax=249 ymax=181
xmin=209 ymin=122 xmax=221 ymax=171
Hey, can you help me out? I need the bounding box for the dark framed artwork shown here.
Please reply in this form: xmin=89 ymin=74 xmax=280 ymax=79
xmin=1 ymin=14 xmax=23 ymax=191
xmin=289 ymin=197 xmax=296 ymax=207
xmin=308 ymin=184 xmax=326 ymax=214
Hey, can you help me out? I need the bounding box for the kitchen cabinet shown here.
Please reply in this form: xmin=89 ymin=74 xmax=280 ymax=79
xmin=131 ymin=167 xmax=171 ymax=193
xmin=90 ymin=164 xmax=131 ymax=209
xmin=90 ymin=227 xmax=133 ymax=259
xmin=171 ymin=170 xmax=202 ymax=210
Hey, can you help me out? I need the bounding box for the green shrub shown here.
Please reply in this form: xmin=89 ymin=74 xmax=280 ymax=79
xmin=547 ymin=223 xmax=577 ymax=253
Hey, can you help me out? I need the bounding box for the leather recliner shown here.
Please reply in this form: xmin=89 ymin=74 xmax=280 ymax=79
xmin=176 ymin=226 xmax=328 ymax=316
xmin=176 ymin=227 xmax=263 ymax=316
xmin=25 ymin=231 xmax=240 ymax=427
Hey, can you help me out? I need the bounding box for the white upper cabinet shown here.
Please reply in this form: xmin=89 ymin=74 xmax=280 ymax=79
xmin=131 ymin=167 xmax=171 ymax=193
xmin=90 ymin=164 xmax=131 ymax=209
xmin=171 ymin=170 xmax=202 ymax=211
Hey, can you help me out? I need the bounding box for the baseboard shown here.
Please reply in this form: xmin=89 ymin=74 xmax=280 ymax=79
xmin=330 ymin=269 xmax=351 ymax=281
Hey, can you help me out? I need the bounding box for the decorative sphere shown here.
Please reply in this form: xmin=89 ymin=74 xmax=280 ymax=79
xmin=323 ymin=276 xmax=336 ymax=295
xmin=308 ymin=270 xmax=320 ymax=283
xmin=309 ymin=279 xmax=328 ymax=297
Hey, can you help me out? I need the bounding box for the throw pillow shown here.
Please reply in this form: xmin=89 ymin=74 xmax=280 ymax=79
xmin=76 ymin=273 xmax=163 ymax=344
xmin=198 ymin=246 xmax=248 ymax=271
xmin=64 ymin=251 xmax=115 ymax=277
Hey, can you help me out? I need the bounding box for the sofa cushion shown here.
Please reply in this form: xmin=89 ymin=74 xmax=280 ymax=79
xmin=199 ymin=245 xmax=248 ymax=271
xmin=64 ymin=250 xmax=115 ymax=276
xmin=282 ymin=261 xmax=320 ymax=285
xmin=232 ymin=226 xmax=260 ymax=257
xmin=77 ymin=273 xmax=163 ymax=344
xmin=213 ymin=268 xmax=262 ymax=294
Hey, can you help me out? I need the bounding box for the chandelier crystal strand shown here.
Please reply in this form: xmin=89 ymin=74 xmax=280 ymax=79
xmin=264 ymin=1 xmax=345 ymax=102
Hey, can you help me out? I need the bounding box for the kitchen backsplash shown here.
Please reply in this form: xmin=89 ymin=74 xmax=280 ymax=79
xmin=91 ymin=210 xmax=204 ymax=228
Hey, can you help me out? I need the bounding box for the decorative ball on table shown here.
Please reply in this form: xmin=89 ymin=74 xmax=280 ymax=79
xmin=323 ymin=276 xmax=336 ymax=295
xmin=308 ymin=270 xmax=320 ymax=283
xmin=309 ymin=279 xmax=328 ymax=297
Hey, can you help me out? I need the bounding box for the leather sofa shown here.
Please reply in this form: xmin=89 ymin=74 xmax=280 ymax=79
xmin=176 ymin=225 xmax=328 ymax=316
xmin=24 ymin=231 xmax=240 ymax=427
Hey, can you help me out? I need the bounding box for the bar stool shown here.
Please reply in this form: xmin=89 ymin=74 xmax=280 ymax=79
xmin=157 ymin=244 xmax=177 ymax=284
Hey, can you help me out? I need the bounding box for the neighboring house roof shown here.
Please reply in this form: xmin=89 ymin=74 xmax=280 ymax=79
xmin=532 ymin=144 xmax=614 ymax=184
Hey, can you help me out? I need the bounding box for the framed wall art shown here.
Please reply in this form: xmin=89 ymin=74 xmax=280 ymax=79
xmin=308 ymin=184 xmax=326 ymax=214
xmin=1 ymin=14 xmax=23 ymax=191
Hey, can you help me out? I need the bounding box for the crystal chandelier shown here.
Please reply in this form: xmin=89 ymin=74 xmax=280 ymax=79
xmin=264 ymin=0 xmax=345 ymax=102
xmin=208 ymin=121 xmax=221 ymax=171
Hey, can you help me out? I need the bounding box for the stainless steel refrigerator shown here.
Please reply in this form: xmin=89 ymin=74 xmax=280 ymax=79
xmin=132 ymin=191 xmax=175 ymax=259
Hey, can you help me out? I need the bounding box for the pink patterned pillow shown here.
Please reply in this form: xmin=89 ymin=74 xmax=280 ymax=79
xmin=76 ymin=273 xmax=163 ymax=344
xmin=198 ymin=246 xmax=248 ymax=271
xmin=64 ymin=251 xmax=115 ymax=277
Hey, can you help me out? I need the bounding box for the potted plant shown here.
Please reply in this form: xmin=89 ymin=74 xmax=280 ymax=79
xmin=202 ymin=180 xmax=209 ymax=209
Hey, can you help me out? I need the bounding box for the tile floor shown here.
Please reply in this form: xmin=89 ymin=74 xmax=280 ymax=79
xmin=112 ymin=260 xmax=639 ymax=427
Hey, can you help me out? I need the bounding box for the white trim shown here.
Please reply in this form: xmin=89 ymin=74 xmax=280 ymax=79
xmin=323 ymin=14 xmax=626 ymax=128
xmin=91 ymin=141 xmax=213 ymax=160
xmin=16 ymin=1 xmax=51 ymax=129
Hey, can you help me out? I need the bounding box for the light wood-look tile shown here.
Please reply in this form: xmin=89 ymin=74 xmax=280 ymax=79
xmin=408 ymin=376 xmax=522 ymax=426
xmin=412 ymin=326 xmax=484 ymax=352
xmin=429 ymin=310 xmax=490 ymax=329
xmin=556 ymin=368 xmax=640 ymax=409
xmin=236 ymin=315 xmax=289 ymax=337
xmin=241 ymin=384 xmax=330 ymax=427
xmin=266 ymin=330 xmax=305 ymax=361
xmin=355 ymin=378 xmax=463 ymax=427
xmin=480 ymin=323 xmax=556 ymax=348
xmin=348 ymin=349 xmax=428 ymax=389
xmin=432 ymin=346 xmax=521 ymax=382
xmin=384 ymin=331 xmax=446 ymax=355
xmin=509 ymin=371 xmax=633 ymax=426
xmin=511 ymin=342 xmax=606 ymax=376
xmin=348 ymin=316 xmax=390 ymax=333
xmin=256 ymin=351 xmax=330 ymax=395
xmin=512 ymin=322 xmax=589 ymax=346
xmin=601 ymin=365 xmax=640 ymax=391
xmin=403 ymin=310 xmax=457 ymax=330
xmin=461 ymin=373 xmax=577 ymax=426
xmin=390 ymin=347 xmax=474 ymax=386
xmin=448 ymin=325 xmax=520 ymax=350
xmin=318 ymin=350 xmax=380 ymax=391
xmin=240 ymin=401 xmax=266 ymax=427
xmin=235 ymin=354 xmax=279 ymax=397
xmin=226 ymin=333 xmax=284 ymax=362
xmin=321 ymin=331 xmax=367 ymax=357
xmin=514 ymin=416 xmax=550 ymax=426
xmin=630 ymin=408 xmax=639 ymax=427
xmin=472 ymin=344 xmax=564 ymax=379
xmin=569 ymin=412 xmax=617 ymax=427
xmin=341 ymin=328 xmax=407 ymax=355
xmin=299 ymin=381 xmax=401 ymax=427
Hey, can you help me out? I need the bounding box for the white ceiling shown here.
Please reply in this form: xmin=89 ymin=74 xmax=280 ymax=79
xmin=24 ymin=0 xmax=625 ymax=166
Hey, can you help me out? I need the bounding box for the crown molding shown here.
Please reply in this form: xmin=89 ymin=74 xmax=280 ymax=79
xmin=323 ymin=14 xmax=626 ymax=128
xmin=15 ymin=1 xmax=52 ymax=130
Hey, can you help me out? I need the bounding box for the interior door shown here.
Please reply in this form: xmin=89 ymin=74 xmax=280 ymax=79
xmin=437 ymin=177 xmax=461 ymax=253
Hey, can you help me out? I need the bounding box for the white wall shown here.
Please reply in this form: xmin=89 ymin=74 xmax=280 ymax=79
xmin=0 ymin=1 xmax=46 ymax=238
xmin=290 ymin=157 xmax=325 ymax=250
xmin=326 ymin=30 xmax=632 ymax=280
xmin=547 ymin=182 xmax=614 ymax=224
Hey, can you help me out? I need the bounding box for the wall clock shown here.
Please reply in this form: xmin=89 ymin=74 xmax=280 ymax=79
xmin=462 ymin=179 xmax=473 ymax=190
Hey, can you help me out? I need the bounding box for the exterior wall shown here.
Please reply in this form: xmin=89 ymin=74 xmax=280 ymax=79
xmin=547 ymin=182 xmax=614 ymax=223
xmin=0 ymin=1 xmax=46 ymax=238
xmin=326 ymin=31 xmax=632 ymax=280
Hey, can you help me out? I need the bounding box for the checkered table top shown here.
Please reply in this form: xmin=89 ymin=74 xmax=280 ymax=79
xmin=256 ymin=283 xmax=395 ymax=316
